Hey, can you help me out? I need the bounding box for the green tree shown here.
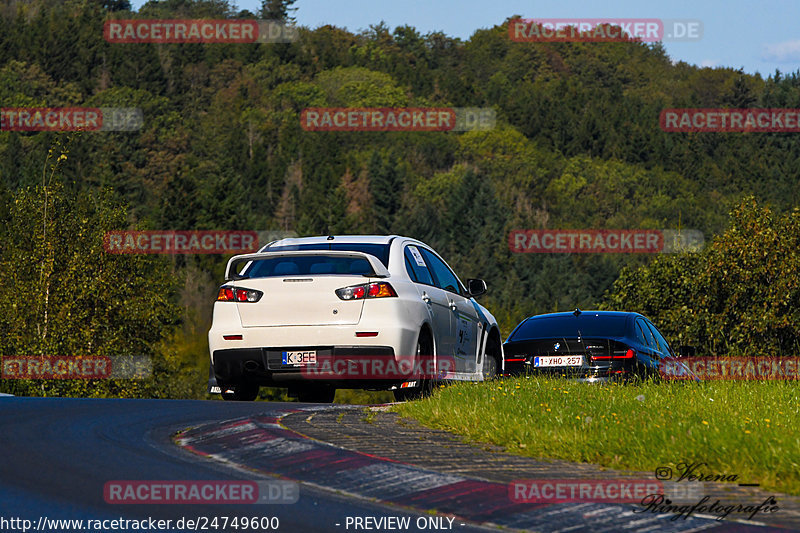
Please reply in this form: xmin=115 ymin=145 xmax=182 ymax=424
xmin=367 ymin=150 xmax=402 ymax=234
xmin=0 ymin=144 xmax=183 ymax=398
xmin=604 ymin=198 xmax=800 ymax=357
xmin=259 ymin=0 xmax=296 ymax=22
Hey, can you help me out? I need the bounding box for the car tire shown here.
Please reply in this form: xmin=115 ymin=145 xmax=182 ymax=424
xmin=482 ymin=334 xmax=502 ymax=380
xmin=295 ymin=385 xmax=336 ymax=403
xmin=393 ymin=330 xmax=434 ymax=402
xmin=220 ymin=382 xmax=259 ymax=401
xmin=482 ymin=351 xmax=498 ymax=380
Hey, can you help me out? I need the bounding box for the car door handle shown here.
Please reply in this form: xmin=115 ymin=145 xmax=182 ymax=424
xmin=421 ymin=292 xmax=431 ymax=304
xmin=448 ymin=300 xmax=457 ymax=311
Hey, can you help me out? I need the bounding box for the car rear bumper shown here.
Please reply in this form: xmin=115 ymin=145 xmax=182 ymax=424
xmin=212 ymin=345 xmax=429 ymax=389
xmin=209 ymin=316 xmax=420 ymax=359
xmin=503 ymin=360 xmax=648 ymax=380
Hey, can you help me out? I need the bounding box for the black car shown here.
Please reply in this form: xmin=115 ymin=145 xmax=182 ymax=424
xmin=503 ymin=309 xmax=685 ymax=381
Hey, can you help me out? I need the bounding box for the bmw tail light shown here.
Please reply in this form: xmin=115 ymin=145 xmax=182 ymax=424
xmin=336 ymin=282 xmax=397 ymax=301
xmin=593 ymin=348 xmax=635 ymax=360
xmin=216 ymin=286 xmax=263 ymax=303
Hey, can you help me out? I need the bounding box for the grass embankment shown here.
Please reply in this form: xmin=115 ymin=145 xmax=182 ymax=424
xmin=394 ymin=376 xmax=800 ymax=495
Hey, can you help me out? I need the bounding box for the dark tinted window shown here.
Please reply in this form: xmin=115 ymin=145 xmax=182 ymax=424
xmin=636 ymin=318 xmax=657 ymax=349
xmin=265 ymin=243 xmax=390 ymax=267
xmin=646 ymin=320 xmax=673 ymax=356
xmin=241 ymin=255 xmax=374 ymax=278
xmin=404 ymin=246 xmax=434 ymax=285
xmin=420 ymin=248 xmax=462 ymax=295
xmin=509 ymin=314 xmax=628 ymax=341
xmin=634 ymin=319 xmax=651 ymax=346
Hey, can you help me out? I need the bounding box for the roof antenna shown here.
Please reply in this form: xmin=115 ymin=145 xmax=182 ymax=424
xmin=573 ymin=308 xmax=581 ymax=316
xmin=327 ymin=235 xmax=334 ymax=240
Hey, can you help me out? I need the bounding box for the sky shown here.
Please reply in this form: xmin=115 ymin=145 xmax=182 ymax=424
xmin=129 ymin=0 xmax=800 ymax=77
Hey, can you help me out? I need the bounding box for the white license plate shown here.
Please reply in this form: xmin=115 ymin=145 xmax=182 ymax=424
xmin=282 ymin=350 xmax=317 ymax=366
xmin=534 ymin=355 xmax=583 ymax=367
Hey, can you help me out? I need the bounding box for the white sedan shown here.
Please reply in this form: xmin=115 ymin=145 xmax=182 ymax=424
xmin=207 ymin=235 xmax=503 ymax=402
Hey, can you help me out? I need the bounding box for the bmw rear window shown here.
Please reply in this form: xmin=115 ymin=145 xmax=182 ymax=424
xmin=509 ymin=315 xmax=629 ymax=341
xmin=264 ymin=243 xmax=391 ymax=267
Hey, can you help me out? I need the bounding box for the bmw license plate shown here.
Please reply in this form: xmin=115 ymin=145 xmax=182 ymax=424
xmin=282 ymin=350 xmax=317 ymax=366
xmin=534 ymin=355 xmax=583 ymax=367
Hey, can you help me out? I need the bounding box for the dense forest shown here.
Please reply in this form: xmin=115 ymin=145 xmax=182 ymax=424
xmin=2 ymin=0 xmax=799 ymax=398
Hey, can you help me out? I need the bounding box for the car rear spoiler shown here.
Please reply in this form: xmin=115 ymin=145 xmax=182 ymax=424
xmin=224 ymin=250 xmax=391 ymax=281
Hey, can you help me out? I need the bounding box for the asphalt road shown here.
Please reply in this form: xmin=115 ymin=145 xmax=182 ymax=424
xmin=0 ymin=397 xmax=496 ymax=533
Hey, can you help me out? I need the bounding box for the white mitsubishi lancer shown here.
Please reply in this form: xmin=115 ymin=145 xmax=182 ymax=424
xmin=207 ymin=235 xmax=503 ymax=402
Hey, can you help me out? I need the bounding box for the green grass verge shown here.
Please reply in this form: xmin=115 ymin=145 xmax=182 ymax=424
xmin=394 ymin=376 xmax=800 ymax=495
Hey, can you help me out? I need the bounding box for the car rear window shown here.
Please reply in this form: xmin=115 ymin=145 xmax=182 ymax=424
xmin=240 ymin=255 xmax=375 ymax=278
xmin=509 ymin=314 xmax=629 ymax=341
xmin=264 ymin=243 xmax=390 ymax=267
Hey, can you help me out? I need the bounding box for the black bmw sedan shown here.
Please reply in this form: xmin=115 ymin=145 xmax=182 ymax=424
xmin=503 ymin=309 xmax=685 ymax=381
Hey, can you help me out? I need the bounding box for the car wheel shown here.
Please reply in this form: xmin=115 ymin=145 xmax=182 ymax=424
xmin=482 ymin=351 xmax=498 ymax=380
xmin=482 ymin=333 xmax=502 ymax=380
xmin=393 ymin=330 xmax=434 ymax=402
xmin=295 ymin=385 xmax=336 ymax=403
xmin=220 ymin=382 xmax=259 ymax=401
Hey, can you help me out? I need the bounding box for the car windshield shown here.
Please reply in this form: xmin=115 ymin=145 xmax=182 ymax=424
xmin=509 ymin=314 xmax=628 ymax=341
xmin=240 ymin=255 xmax=375 ymax=278
xmin=264 ymin=243 xmax=391 ymax=267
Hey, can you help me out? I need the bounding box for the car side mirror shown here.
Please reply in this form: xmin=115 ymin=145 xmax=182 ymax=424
xmin=466 ymin=278 xmax=487 ymax=297
xmin=678 ymin=345 xmax=696 ymax=358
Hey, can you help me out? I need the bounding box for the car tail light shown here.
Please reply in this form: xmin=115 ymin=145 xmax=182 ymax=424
xmin=593 ymin=349 xmax=635 ymax=360
xmin=216 ymin=286 xmax=263 ymax=303
xmin=336 ymin=282 xmax=397 ymax=301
